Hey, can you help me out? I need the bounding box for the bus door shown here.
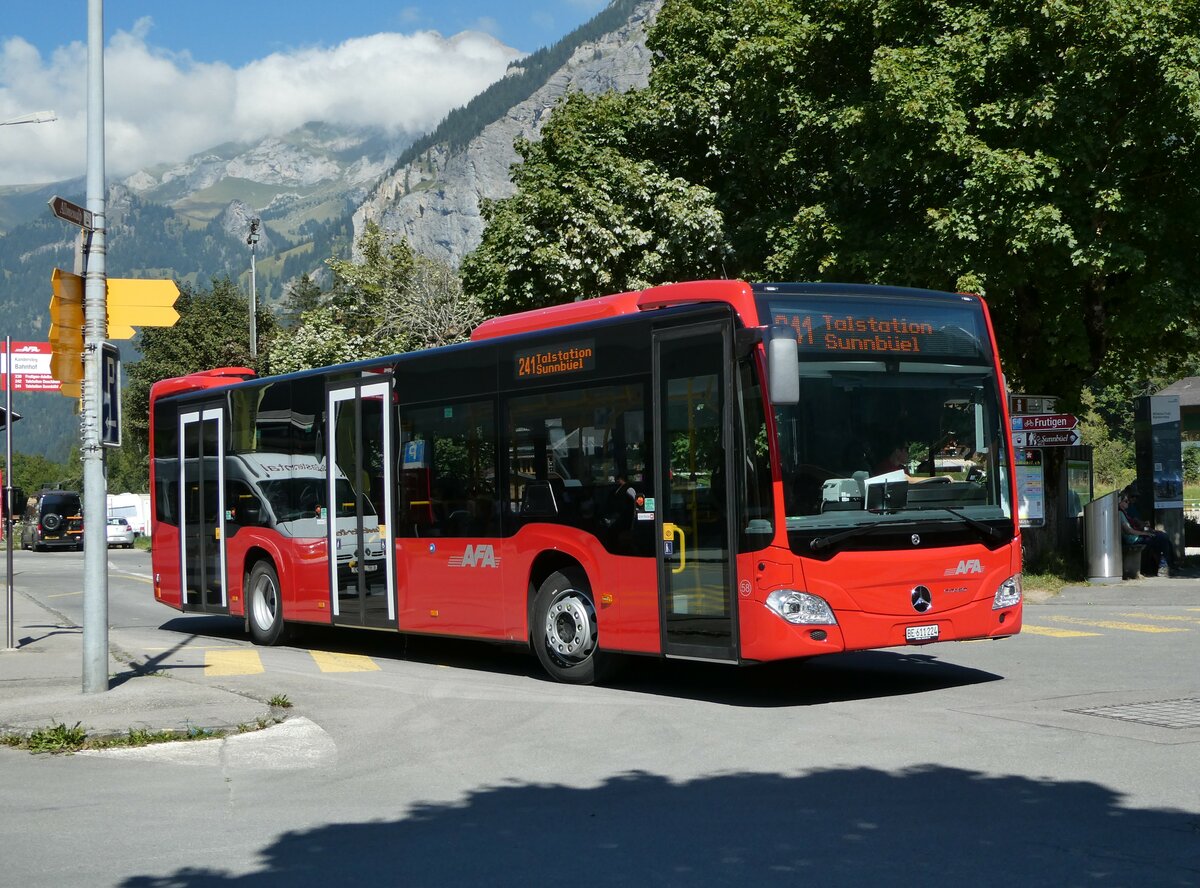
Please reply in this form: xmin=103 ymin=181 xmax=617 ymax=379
xmin=327 ymin=378 xmax=395 ymax=627
xmin=179 ymin=405 xmax=227 ymax=613
xmin=653 ymin=322 xmax=738 ymax=663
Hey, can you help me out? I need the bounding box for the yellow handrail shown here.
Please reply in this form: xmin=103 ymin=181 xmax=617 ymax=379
xmin=663 ymin=522 xmax=687 ymax=574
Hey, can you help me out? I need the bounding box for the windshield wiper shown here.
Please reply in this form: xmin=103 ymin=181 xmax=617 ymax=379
xmin=810 ymin=520 xmax=909 ymax=553
xmin=925 ymin=506 xmax=1007 ymax=541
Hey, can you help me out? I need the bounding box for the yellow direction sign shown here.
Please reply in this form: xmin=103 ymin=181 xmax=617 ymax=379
xmin=106 ymin=278 xmax=180 ymax=339
xmin=49 ymin=268 xmax=84 ymax=391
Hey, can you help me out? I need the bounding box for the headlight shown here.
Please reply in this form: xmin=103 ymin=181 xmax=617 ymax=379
xmin=993 ymin=574 xmax=1022 ymax=609
xmin=765 ymin=589 xmax=837 ymax=625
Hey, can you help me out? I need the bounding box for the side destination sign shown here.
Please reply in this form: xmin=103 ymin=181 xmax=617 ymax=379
xmin=515 ymin=339 xmax=595 ymax=379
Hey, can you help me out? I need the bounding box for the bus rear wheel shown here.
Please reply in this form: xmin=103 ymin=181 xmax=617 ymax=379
xmin=247 ymin=561 xmax=286 ymax=646
xmin=533 ymin=569 xmax=611 ymax=684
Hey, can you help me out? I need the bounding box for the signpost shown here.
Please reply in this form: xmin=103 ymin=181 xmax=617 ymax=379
xmin=1011 ymin=413 xmax=1078 ymax=432
xmin=48 ymin=195 xmax=94 ymax=232
xmin=1012 ymin=429 xmax=1082 ymax=448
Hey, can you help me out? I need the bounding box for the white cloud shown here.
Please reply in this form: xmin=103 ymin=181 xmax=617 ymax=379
xmin=0 ymin=24 xmax=520 ymax=186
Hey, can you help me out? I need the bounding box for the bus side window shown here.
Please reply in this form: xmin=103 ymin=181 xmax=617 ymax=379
xmin=399 ymin=400 xmax=498 ymax=538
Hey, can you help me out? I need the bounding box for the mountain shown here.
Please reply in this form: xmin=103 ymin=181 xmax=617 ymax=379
xmin=355 ymin=0 xmax=661 ymax=267
xmin=0 ymin=0 xmax=659 ymax=461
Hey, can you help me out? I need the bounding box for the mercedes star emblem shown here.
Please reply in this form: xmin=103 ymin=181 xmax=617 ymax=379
xmin=911 ymin=585 xmax=932 ymax=613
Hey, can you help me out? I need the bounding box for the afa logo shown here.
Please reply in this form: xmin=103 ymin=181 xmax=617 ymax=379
xmin=944 ymin=559 xmax=983 ymax=576
xmin=449 ymin=544 xmax=500 ymax=568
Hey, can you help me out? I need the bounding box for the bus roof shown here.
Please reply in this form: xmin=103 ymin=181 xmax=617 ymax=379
xmin=470 ymin=279 xmax=758 ymax=341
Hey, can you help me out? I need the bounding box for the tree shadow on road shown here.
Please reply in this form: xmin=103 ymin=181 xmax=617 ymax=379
xmin=120 ymin=765 xmax=1200 ymax=887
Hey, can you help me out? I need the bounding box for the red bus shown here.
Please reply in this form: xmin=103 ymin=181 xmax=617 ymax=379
xmin=149 ymin=280 xmax=1022 ymax=683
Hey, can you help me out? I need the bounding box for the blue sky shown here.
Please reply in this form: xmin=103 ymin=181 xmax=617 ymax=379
xmin=0 ymin=0 xmax=610 ymax=185
xmin=11 ymin=1 xmax=608 ymax=67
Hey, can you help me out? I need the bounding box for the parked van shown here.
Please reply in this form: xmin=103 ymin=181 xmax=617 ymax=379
xmin=21 ymin=490 xmax=84 ymax=551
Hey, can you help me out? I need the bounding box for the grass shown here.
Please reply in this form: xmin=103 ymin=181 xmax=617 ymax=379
xmin=268 ymin=694 xmax=293 ymax=709
xmin=0 ymin=716 xmax=284 ymax=755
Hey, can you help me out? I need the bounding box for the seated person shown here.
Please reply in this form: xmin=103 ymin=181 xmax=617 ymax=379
xmin=875 ymin=445 xmax=911 ymax=477
xmin=1119 ymin=488 xmax=1174 ymax=574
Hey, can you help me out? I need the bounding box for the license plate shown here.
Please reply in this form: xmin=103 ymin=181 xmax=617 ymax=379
xmin=905 ymin=624 xmax=939 ymax=643
xmin=350 ymin=563 xmax=379 ymax=574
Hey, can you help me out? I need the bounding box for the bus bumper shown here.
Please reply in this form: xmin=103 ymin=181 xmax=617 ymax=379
xmin=738 ymin=595 xmax=1022 ymax=662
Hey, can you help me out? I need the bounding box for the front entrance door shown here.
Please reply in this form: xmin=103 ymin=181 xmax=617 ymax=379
xmin=179 ymin=405 xmax=227 ymax=613
xmin=654 ymin=322 xmax=738 ymax=662
xmin=327 ymin=379 xmax=395 ymax=627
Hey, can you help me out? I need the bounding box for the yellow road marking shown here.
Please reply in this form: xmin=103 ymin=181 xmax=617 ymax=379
xmin=310 ymin=650 xmax=380 ymax=673
xmin=1046 ymin=615 xmax=1186 ymax=634
xmin=1021 ymin=625 xmax=1102 ymax=638
xmin=144 ymin=645 xmax=242 ymax=652
xmin=1117 ymin=612 xmax=1200 ymax=624
xmin=205 ymin=649 xmax=264 ymax=676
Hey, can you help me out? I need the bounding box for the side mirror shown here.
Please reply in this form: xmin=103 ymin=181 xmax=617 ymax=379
xmin=768 ymin=333 xmax=800 ymax=405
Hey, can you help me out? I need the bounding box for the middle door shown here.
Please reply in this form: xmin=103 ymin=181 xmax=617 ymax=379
xmin=327 ymin=379 xmax=395 ymax=627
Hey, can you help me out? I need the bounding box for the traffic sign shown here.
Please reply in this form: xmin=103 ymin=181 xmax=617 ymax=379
xmin=100 ymin=342 xmax=121 ymax=447
xmin=1010 ymin=394 xmax=1057 ymax=415
xmin=1011 ymin=413 xmax=1078 ymax=432
xmin=106 ymin=278 xmax=181 ymax=339
xmin=1011 ymin=429 xmax=1081 ymax=447
xmin=48 ymin=268 xmax=84 ymax=393
xmin=48 ymin=195 xmax=94 ymax=230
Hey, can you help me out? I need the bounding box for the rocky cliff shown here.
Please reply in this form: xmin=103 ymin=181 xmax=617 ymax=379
xmin=354 ymin=0 xmax=662 ymax=267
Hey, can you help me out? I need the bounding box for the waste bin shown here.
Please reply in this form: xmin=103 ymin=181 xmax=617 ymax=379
xmin=1084 ymin=490 xmax=1122 ymax=584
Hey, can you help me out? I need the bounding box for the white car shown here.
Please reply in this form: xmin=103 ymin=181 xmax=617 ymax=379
xmin=106 ymin=517 xmax=135 ymax=548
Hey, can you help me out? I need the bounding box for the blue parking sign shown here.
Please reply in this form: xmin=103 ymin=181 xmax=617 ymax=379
xmin=101 ymin=342 xmax=121 ymax=447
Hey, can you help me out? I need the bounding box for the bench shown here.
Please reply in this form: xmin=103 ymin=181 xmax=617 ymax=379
xmin=1122 ymin=542 xmax=1146 ymax=579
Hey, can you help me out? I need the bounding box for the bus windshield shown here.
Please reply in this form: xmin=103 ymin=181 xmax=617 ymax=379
xmin=762 ymin=292 xmax=1013 ymax=537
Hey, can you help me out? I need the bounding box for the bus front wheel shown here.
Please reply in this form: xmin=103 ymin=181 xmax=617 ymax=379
xmin=247 ymin=561 xmax=286 ymax=646
xmin=533 ymin=569 xmax=610 ymax=684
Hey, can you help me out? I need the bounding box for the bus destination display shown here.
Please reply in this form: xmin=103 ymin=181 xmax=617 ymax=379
xmin=515 ymin=340 xmax=596 ymax=379
xmin=768 ymin=299 xmax=985 ymax=359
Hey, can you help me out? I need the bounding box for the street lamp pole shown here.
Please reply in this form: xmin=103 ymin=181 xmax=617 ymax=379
xmin=247 ymin=218 xmax=260 ymax=361
xmin=0 ymin=111 xmax=57 ymax=127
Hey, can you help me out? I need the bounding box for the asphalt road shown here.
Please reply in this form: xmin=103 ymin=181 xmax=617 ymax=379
xmin=2 ymin=547 xmax=1198 ymax=886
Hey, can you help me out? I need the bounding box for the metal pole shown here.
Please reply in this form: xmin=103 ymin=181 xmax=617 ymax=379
xmin=5 ymin=336 xmax=14 ymax=651
xmin=81 ymin=0 xmax=109 ymax=693
xmin=248 ymin=218 xmax=259 ymax=360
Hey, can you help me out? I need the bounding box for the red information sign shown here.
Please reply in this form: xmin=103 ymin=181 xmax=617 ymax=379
xmin=0 ymin=342 xmax=61 ymax=392
xmin=1011 ymin=413 xmax=1078 ymax=432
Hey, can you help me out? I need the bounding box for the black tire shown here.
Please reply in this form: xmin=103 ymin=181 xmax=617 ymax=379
xmin=41 ymin=512 xmax=62 ymax=532
xmin=247 ymin=560 xmax=286 ymax=646
xmin=532 ymin=568 xmax=612 ymax=685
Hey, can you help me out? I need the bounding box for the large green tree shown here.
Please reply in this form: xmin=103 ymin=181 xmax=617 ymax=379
xmin=462 ymin=90 xmax=729 ymax=314
xmin=464 ymin=0 xmax=1200 ymax=403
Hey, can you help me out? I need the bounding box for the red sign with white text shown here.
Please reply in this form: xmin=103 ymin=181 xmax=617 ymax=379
xmin=1011 ymin=413 xmax=1078 ymax=431
xmin=0 ymin=342 xmax=61 ymax=391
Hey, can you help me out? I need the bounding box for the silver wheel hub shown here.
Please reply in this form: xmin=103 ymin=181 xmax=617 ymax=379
xmin=252 ymin=575 xmax=277 ymax=629
xmin=544 ymin=592 xmax=596 ymax=662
